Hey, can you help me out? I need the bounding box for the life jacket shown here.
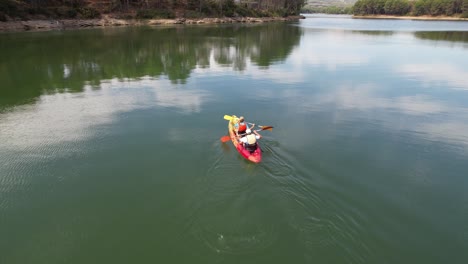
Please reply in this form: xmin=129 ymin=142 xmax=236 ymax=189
xmin=238 ymin=122 xmax=247 ymax=133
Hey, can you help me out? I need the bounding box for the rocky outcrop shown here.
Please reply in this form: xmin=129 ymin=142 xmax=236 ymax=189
xmin=0 ymin=15 xmax=306 ymax=32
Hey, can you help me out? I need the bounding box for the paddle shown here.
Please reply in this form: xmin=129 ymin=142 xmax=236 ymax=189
xmin=221 ymin=115 xmax=273 ymax=142
xmin=220 ymin=135 xmax=231 ymax=143
xmin=223 ymin=115 xmax=272 ymax=129
xmin=257 ymin=126 xmax=273 ymax=131
xmin=245 ymin=123 xmax=273 ymax=132
xmin=220 ymin=126 xmax=273 ymax=143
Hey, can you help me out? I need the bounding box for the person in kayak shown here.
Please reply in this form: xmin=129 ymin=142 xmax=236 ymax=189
xmin=234 ymin=116 xmax=254 ymax=138
xmin=239 ymin=129 xmax=262 ymax=153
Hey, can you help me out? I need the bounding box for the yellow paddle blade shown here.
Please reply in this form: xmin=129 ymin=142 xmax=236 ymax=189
xmin=224 ymin=115 xmax=233 ymax=121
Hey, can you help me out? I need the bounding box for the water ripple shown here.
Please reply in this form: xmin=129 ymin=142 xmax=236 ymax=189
xmin=192 ymin=221 xmax=277 ymax=255
xmin=187 ymin=142 xmax=278 ymax=254
xmin=261 ymin=141 xmax=373 ymax=263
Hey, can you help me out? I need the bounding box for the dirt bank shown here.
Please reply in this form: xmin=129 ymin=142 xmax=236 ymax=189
xmin=0 ymin=15 xmax=305 ymax=33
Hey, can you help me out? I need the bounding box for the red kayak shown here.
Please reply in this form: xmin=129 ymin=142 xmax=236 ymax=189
xmin=227 ymin=115 xmax=262 ymax=163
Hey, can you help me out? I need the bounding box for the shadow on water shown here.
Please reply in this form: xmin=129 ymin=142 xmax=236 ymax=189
xmin=0 ymin=23 xmax=302 ymax=111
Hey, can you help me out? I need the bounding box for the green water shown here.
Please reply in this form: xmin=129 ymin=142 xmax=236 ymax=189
xmin=1 ymin=15 xmax=468 ymax=263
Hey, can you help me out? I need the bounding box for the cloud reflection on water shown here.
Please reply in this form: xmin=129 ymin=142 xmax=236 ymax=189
xmin=290 ymin=82 xmax=468 ymax=147
xmin=245 ymin=29 xmax=468 ymax=149
xmin=314 ymin=84 xmax=451 ymax=115
xmin=397 ymin=64 xmax=468 ymax=90
xmin=0 ymin=78 xmax=210 ymax=150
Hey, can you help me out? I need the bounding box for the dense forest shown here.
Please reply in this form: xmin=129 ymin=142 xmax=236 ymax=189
xmin=300 ymin=0 xmax=468 ymax=16
xmin=0 ymin=0 xmax=306 ymax=21
xmin=353 ymin=0 xmax=468 ymax=17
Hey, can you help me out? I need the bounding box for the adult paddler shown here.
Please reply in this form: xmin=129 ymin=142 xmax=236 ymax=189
xmin=239 ymin=129 xmax=262 ymax=153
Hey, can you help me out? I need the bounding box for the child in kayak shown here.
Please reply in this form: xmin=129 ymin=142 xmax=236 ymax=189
xmin=234 ymin=116 xmax=254 ymax=137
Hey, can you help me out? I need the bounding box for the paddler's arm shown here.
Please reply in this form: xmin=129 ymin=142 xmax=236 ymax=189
xmin=253 ymin=130 xmax=262 ymax=139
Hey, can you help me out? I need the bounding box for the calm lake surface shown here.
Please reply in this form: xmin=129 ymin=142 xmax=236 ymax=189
xmin=1 ymin=14 xmax=468 ymax=263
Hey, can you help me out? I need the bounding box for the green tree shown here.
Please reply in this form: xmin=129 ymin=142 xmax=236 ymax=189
xmin=463 ymin=0 xmax=468 ymax=16
xmin=363 ymin=0 xmax=375 ymax=14
xmin=453 ymin=0 xmax=463 ymax=13
xmin=413 ymin=0 xmax=429 ymax=15
xmin=353 ymin=0 xmax=386 ymax=15
xmin=429 ymin=0 xmax=444 ymax=15
xmin=384 ymin=0 xmax=411 ymax=15
xmin=374 ymin=0 xmax=386 ymax=14
xmin=353 ymin=0 xmax=364 ymax=14
xmin=442 ymin=0 xmax=455 ymax=15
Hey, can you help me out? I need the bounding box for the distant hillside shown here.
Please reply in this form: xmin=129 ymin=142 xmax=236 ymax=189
xmin=302 ymin=0 xmax=357 ymax=13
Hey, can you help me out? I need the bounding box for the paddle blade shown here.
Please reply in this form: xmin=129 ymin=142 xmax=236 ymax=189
xmin=220 ymin=135 xmax=231 ymax=142
xmin=259 ymin=126 xmax=273 ymax=131
xmin=223 ymin=115 xmax=233 ymax=121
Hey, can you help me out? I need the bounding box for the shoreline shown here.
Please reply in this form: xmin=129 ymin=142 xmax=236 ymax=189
xmin=0 ymin=15 xmax=305 ymax=33
xmin=353 ymin=15 xmax=468 ymax=21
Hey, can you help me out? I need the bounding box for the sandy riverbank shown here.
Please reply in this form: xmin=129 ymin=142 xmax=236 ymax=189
xmin=353 ymin=15 xmax=468 ymax=21
xmin=0 ymin=15 xmax=305 ymax=33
